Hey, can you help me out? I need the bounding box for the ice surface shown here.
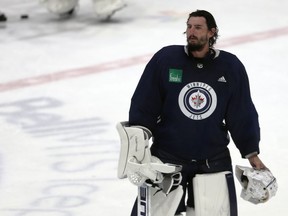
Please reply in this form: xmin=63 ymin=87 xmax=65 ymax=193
xmin=0 ymin=0 xmax=287 ymax=215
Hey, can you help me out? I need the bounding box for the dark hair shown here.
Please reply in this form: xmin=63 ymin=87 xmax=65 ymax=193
xmin=187 ymin=10 xmax=219 ymax=47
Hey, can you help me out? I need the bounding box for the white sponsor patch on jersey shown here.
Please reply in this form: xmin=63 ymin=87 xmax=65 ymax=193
xmin=178 ymin=82 xmax=217 ymax=120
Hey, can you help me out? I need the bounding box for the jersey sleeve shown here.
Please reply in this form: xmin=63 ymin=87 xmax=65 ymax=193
xmin=225 ymin=59 xmax=260 ymax=158
xmin=129 ymin=51 xmax=164 ymax=132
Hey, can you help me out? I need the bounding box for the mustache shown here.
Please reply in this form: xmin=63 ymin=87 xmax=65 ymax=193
xmin=188 ymin=35 xmax=198 ymax=40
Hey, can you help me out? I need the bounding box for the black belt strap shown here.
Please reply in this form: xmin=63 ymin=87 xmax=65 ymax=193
xmin=225 ymin=173 xmax=238 ymax=216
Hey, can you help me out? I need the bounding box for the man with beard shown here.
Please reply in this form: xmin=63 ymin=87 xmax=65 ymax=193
xmin=128 ymin=10 xmax=267 ymax=216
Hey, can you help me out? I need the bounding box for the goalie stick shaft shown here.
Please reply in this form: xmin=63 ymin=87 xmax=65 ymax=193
xmin=138 ymin=185 xmax=150 ymax=216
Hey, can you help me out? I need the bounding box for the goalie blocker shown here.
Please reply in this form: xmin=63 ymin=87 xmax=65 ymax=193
xmin=116 ymin=122 xmax=183 ymax=216
xmin=116 ymin=122 xmax=238 ymax=216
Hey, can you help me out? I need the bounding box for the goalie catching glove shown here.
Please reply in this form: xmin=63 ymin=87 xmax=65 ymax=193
xmin=235 ymin=165 xmax=278 ymax=204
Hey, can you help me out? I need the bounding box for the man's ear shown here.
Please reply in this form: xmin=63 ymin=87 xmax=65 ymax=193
xmin=208 ymin=27 xmax=216 ymax=38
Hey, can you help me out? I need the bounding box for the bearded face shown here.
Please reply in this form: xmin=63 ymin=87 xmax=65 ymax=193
xmin=187 ymin=34 xmax=210 ymax=52
xmin=185 ymin=16 xmax=214 ymax=53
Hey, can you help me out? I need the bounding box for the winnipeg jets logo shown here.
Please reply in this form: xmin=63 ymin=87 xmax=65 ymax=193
xmin=178 ymin=82 xmax=217 ymax=120
xmin=192 ymin=90 xmax=205 ymax=108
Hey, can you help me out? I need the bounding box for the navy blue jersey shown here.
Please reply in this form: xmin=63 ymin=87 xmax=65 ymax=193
xmin=129 ymin=45 xmax=260 ymax=160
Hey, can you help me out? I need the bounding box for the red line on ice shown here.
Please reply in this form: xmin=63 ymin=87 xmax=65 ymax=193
xmin=1 ymin=26 xmax=288 ymax=92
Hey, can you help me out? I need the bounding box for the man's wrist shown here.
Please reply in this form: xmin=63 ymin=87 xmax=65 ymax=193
xmin=245 ymin=152 xmax=258 ymax=159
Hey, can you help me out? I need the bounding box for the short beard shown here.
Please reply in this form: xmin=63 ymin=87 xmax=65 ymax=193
xmin=187 ymin=43 xmax=205 ymax=52
xmin=186 ymin=35 xmax=209 ymax=53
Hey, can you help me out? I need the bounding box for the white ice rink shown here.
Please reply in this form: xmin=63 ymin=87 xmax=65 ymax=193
xmin=0 ymin=0 xmax=288 ymax=215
